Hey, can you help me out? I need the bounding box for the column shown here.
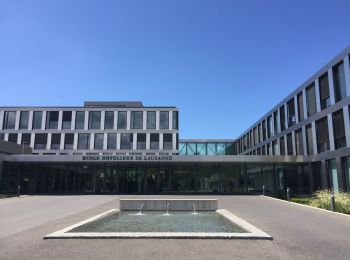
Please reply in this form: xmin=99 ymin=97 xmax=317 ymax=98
xmin=0 ymin=110 xmax=4 ymax=130
xmin=84 ymin=111 xmax=89 ymax=130
xmin=17 ymin=133 xmax=22 ymax=145
xmin=126 ymin=111 xmax=131 ymax=130
xmin=172 ymin=133 xmax=177 ymax=152
xmin=271 ymin=113 xmax=275 ymax=136
xmin=146 ymin=133 xmax=150 ymax=150
xmin=311 ymin=121 xmax=318 ymax=155
xmin=60 ymin=133 xmax=65 ymax=150
xmin=90 ymin=133 xmax=94 ymax=150
xmin=58 ymin=111 xmax=63 ymax=130
xmin=113 ymin=111 xmax=118 ymax=130
xmin=169 ymin=110 xmax=173 ymax=130
xmin=143 ymin=111 xmax=147 ymax=130
xmin=156 ymin=111 xmax=160 ymax=130
xmin=344 ymin=55 xmax=350 ymax=96
xmin=117 ymin=133 xmax=121 ymax=150
xmin=30 ymin=133 xmax=35 ymax=148
xmin=294 ymin=95 xmax=299 ymax=124
xmin=284 ymin=135 xmax=288 ymax=155
xmin=15 ymin=111 xmax=20 ymax=130
xmin=41 ymin=111 xmax=46 ymax=130
xmin=47 ymin=133 xmax=52 ymax=150
xmin=315 ymin=79 xmax=321 ymax=112
xmin=328 ymin=69 xmax=336 ymax=106
xmin=73 ymin=133 xmax=78 ymax=150
xmin=101 ymin=111 xmax=105 ymax=130
xmin=291 ymin=131 xmax=296 ymax=155
xmin=276 ymin=108 xmax=281 ymax=133
xmin=283 ymin=104 xmax=288 ymax=130
xmin=159 ymin=133 xmax=163 ymax=151
xmin=28 ymin=111 xmax=33 ymax=130
xmin=133 ymin=133 xmax=137 ymax=150
xmin=343 ymin=106 xmax=350 ymax=147
xmin=327 ymin=113 xmax=335 ymax=151
xmin=302 ymin=88 xmax=308 ymax=120
xmin=302 ymin=125 xmax=308 ymax=155
xmin=71 ymin=111 xmax=76 ymax=130
xmin=103 ymin=133 xmax=108 ymax=150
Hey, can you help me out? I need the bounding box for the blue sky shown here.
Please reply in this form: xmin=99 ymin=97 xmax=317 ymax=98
xmin=1 ymin=0 xmax=350 ymax=139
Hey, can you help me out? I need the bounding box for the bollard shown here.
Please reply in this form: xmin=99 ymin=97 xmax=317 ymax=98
xmin=286 ymin=187 xmax=290 ymax=201
xmin=17 ymin=185 xmax=21 ymax=197
xmin=262 ymin=185 xmax=265 ymax=196
xmin=330 ymin=191 xmax=335 ymax=212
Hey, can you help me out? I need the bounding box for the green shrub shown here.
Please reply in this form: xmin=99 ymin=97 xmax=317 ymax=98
xmin=310 ymin=190 xmax=350 ymax=214
xmin=290 ymin=197 xmax=312 ymax=205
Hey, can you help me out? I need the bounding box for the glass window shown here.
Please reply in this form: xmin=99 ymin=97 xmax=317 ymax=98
xmin=75 ymin=111 xmax=85 ymax=129
xmin=64 ymin=133 xmax=74 ymax=150
xmin=34 ymin=133 xmax=47 ymax=149
xmin=326 ymin=159 xmax=339 ymax=192
xmin=306 ymin=83 xmax=317 ymax=117
xmin=262 ymin=120 xmax=266 ymax=141
xmin=295 ymin=129 xmax=303 ymax=155
xmin=297 ymin=92 xmax=304 ymax=122
xmin=94 ymin=133 xmax=104 ymax=150
xmin=163 ymin=134 xmax=172 ymax=150
xmin=267 ymin=116 xmax=273 ymax=138
xmin=279 ymin=106 xmax=286 ymax=131
xmin=78 ymin=133 xmax=90 ymax=150
xmin=46 ymin=111 xmax=59 ymax=129
xmin=305 ymin=124 xmax=314 ymax=155
xmin=280 ymin=136 xmax=285 ymax=155
xmin=273 ymin=111 xmax=278 ymax=134
xmin=286 ymin=133 xmax=293 ymax=155
xmin=319 ymin=73 xmax=330 ymax=110
xmin=19 ymin=111 xmax=29 ymax=129
xmin=104 ymin=111 xmax=114 ymax=129
xmin=8 ymin=133 xmax=18 ymax=143
xmin=186 ymin=143 xmax=196 ymax=155
xmin=160 ymin=111 xmax=169 ymax=129
xmin=62 ymin=111 xmax=72 ymax=129
xmin=287 ymin=98 xmax=296 ymax=127
xmin=332 ymin=109 xmax=346 ymax=149
xmin=341 ymin=157 xmax=350 ymax=192
xmin=316 ymin=117 xmax=329 ymax=153
xmin=196 ymin=143 xmax=206 ymax=155
xmin=147 ymin=111 xmax=156 ymax=129
xmin=117 ymin=111 xmax=127 ymax=129
xmin=150 ymin=134 xmax=159 ymax=150
xmin=172 ymin=111 xmax=178 ymax=129
xmin=272 ymin=140 xmax=278 ymax=155
xmin=107 ymin=133 xmax=117 ymax=150
xmin=261 ymin=145 xmax=266 ymax=155
xmin=51 ymin=134 xmax=61 ymax=150
xmin=179 ymin=143 xmax=186 ymax=155
xmin=131 ymin=111 xmax=143 ymax=129
xmin=0 ymin=133 xmax=4 ymax=141
xmin=21 ymin=133 xmax=31 ymax=145
xmin=137 ymin=133 xmax=146 ymax=150
xmin=3 ymin=111 xmax=16 ymax=129
xmin=333 ymin=62 xmax=347 ymax=103
xmin=120 ymin=133 xmax=133 ymax=150
xmin=32 ymin=111 xmax=42 ymax=129
xmin=207 ymin=143 xmax=216 ymax=155
xmin=88 ymin=111 xmax=101 ymax=129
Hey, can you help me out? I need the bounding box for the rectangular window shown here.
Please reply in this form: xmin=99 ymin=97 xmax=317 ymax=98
xmin=163 ymin=133 xmax=173 ymax=150
xmin=273 ymin=111 xmax=278 ymax=134
xmin=107 ymin=133 xmax=117 ymax=150
xmin=258 ymin=123 xmax=261 ymax=143
xmin=319 ymin=73 xmax=330 ymax=110
xmin=8 ymin=133 xmax=18 ymax=143
xmin=305 ymin=124 xmax=314 ymax=155
xmin=332 ymin=109 xmax=346 ymax=149
xmin=94 ymin=133 xmax=104 ymax=150
xmin=261 ymin=145 xmax=266 ymax=155
xmin=88 ymin=111 xmax=101 ymax=129
xmin=306 ymin=83 xmax=317 ymax=117
xmin=159 ymin=111 xmax=169 ymax=129
xmin=117 ymin=111 xmax=127 ymax=129
xmin=253 ymin=127 xmax=257 ymax=146
xmin=147 ymin=111 xmax=156 ymax=129
xmin=297 ymin=92 xmax=304 ymax=121
xmin=19 ymin=111 xmax=29 ymax=129
xmin=279 ymin=106 xmax=286 ymax=131
xmin=295 ymin=129 xmax=303 ymax=155
xmin=34 ymin=133 xmax=47 ymax=150
xmin=267 ymin=116 xmax=273 ymax=138
xmin=120 ymin=133 xmax=133 ymax=150
xmin=131 ymin=111 xmax=143 ymax=129
xmin=104 ymin=111 xmax=114 ymax=129
xmin=286 ymin=133 xmax=293 ymax=155
xmin=172 ymin=111 xmax=178 ymax=129
xmin=64 ymin=133 xmax=74 ymax=150
xmin=333 ymin=62 xmax=347 ymax=103
xmin=316 ymin=117 xmax=330 ymax=153
xmin=280 ymin=136 xmax=285 ymax=155
xmin=78 ymin=133 xmax=90 ymax=150
xmin=150 ymin=133 xmax=159 ymax=150
xmin=32 ymin=111 xmax=42 ymax=129
xmin=3 ymin=111 xmax=16 ymax=129
xmin=21 ymin=133 xmax=31 ymax=145
xmin=341 ymin=157 xmax=350 ymax=192
xmin=137 ymin=133 xmax=146 ymax=150
xmin=262 ymin=120 xmax=266 ymax=141
xmin=326 ymin=159 xmax=339 ymax=192
xmin=287 ymin=98 xmax=296 ymax=127
xmin=75 ymin=111 xmax=85 ymax=129
xmin=51 ymin=134 xmax=61 ymax=150
xmin=0 ymin=133 xmax=4 ymax=141
xmin=272 ymin=140 xmax=278 ymax=155
xmin=62 ymin=111 xmax=72 ymax=129
xmin=46 ymin=111 xmax=59 ymax=129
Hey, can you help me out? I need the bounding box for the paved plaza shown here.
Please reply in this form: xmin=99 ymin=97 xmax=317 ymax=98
xmin=0 ymin=195 xmax=349 ymax=260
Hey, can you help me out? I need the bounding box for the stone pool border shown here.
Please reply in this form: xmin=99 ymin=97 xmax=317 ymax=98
xmin=44 ymin=209 xmax=272 ymax=240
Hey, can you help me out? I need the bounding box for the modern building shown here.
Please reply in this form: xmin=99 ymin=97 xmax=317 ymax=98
xmin=0 ymin=45 xmax=349 ymax=195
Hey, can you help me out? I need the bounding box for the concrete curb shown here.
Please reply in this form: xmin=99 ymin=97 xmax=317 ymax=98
xmin=259 ymin=195 xmax=350 ymax=218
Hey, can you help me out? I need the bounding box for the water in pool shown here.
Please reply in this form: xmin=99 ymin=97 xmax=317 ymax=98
xmin=69 ymin=211 xmax=247 ymax=233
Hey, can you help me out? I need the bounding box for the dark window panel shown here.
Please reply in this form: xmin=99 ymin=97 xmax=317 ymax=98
xmin=332 ymin=62 xmax=347 ymax=103
xmin=319 ymin=73 xmax=330 ymax=110
xmin=104 ymin=111 xmax=114 ymax=129
xmin=78 ymin=133 xmax=90 ymax=150
xmin=107 ymin=133 xmax=117 ymax=150
xmin=75 ymin=111 xmax=85 ymax=129
xmin=306 ymin=83 xmax=317 ymax=117
xmin=34 ymin=134 xmax=47 ymax=150
xmin=32 ymin=111 xmax=43 ymax=129
xmin=94 ymin=133 xmax=104 ymax=150
xmin=131 ymin=111 xmax=143 ymax=129
xmin=51 ymin=134 xmax=61 ymax=150
xmin=19 ymin=111 xmax=29 ymax=129
xmin=88 ymin=111 xmax=101 ymax=129
xmin=62 ymin=111 xmax=72 ymax=129
xmin=160 ymin=111 xmax=169 ymax=129
xmin=117 ymin=111 xmax=127 ymax=129
xmin=137 ymin=133 xmax=146 ymax=150
xmin=150 ymin=133 xmax=159 ymax=150
xmin=172 ymin=111 xmax=178 ymax=129
xmin=46 ymin=111 xmax=59 ymax=129
xmin=316 ymin=117 xmax=330 ymax=153
xmin=3 ymin=111 xmax=16 ymax=129
xmin=64 ymin=133 xmax=74 ymax=150
xmin=332 ymin=109 xmax=346 ymax=149
xmin=147 ymin=111 xmax=156 ymax=129
xmin=8 ymin=133 xmax=18 ymax=143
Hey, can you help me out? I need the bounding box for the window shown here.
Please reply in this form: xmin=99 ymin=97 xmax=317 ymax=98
xmin=88 ymin=111 xmax=101 ymax=129
xmin=341 ymin=157 xmax=350 ymax=192
xmin=8 ymin=133 xmax=18 ymax=143
xmin=272 ymin=140 xmax=278 ymax=155
xmin=305 ymin=124 xmax=314 ymax=155
xmin=21 ymin=133 xmax=31 ymax=145
xmin=0 ymin=133 xmax=4 ymax=141
xmin=117 ymin=111 xmax=127 ymax=129
xmin=261 ymin=145 xmax=266 ymax=155
xmin=19 ymin=111 xmax=29 ymax=129
xmin=333 ymin=62 xmax=347 ymax=103
xmin=62 ymin=111 xmax=72 ymax=129
xmin=163 ymin=134 xmax=173 ymax=150
xmin=104 ymin=111 xmax=114 ymax=129
xmin=306 ymin=83 xmax=317 ymax=116
xmin=273 ymin=111 xmax=278 ymax=134
xmin=196 ymin=143 xmax=206 ymax=155
xmin=137 ymin=133 xmax=146 ymax=150
xmin=78 ymin=133 xmax=90 ymax=150
xmin=3 ymin=111 xmax=16 ymax=129
xmin=295 ymin=129 xmax=303 ymax=155
xmin=286 ymin=133 xmax=293 ymax=155
xmin=332 ymin=109 xmax=346 ymax=149
xmin=120 ymin=133 xmax=133 ymax=150
xmin=64 ymin=134 xmax=74 ymax=150
xmin=172 ymin=111 xmax=178 ymax=129
xmin=159 ymin=111 xmax=169 ymax=129
xmin=34 ymin=134 xmax=47 ymax=150
xmin=150 ymin=134 xmax=159 ymax=150
xmin=75 ymin=111 xmax=85 ymax=129
xmin=94 ymin=133 xmax=104 ymax=150
xmin=253 ymin=127 xmax=257 ymax=146
xmin=46 ymin=111 xmax=59 ymax=129
xmin=319 ymin=73 xmax=330 ymax=110
xmin=287 ymin=99 xmax=296 ymax=127
xmin=258 ymin=123 xmax=261 ymax=143
xmin=327 ymin=159 xmax=339 ymax=192
xmin=107 ymin=133 xmax=117 ymax=150
xmin=279 ymin=106 xmax=286 ymax=131
xmin=262 ymin=120 xmax=266 ymax=141
xmin=297 ymin=92 xmax=304 ymax=122
xmin=32 ymin=111 xmax=42 ymax=129
xmin=51 ymin=134 xmax=61 ymax=150
xmin=131 ymin=111 xmax=143 ymax=129
xmin=316 ymin=117 xmax=329 ymax=153
xmin=147 ymin=111 xmax=156 ymax=129
xmin=280 ymin=136 xmax=285 ymax=155
xmin=267 ymin=116 xmax=273 ymax=138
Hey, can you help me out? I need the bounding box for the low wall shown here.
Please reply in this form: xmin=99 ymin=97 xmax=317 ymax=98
xmin=120 ymin=199 xmax=218 ymax=211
